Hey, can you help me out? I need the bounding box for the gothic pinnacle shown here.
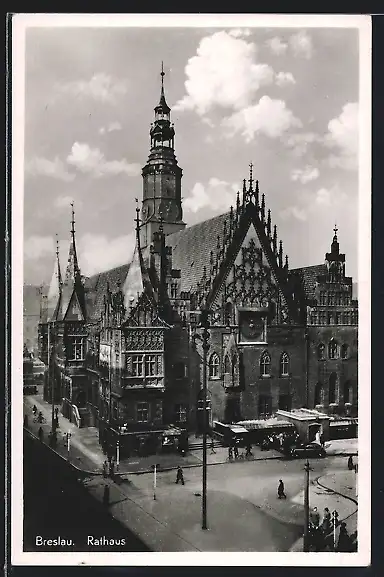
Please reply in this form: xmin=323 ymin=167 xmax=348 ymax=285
xmin=267 ymin=209 xmax=271 ymax=236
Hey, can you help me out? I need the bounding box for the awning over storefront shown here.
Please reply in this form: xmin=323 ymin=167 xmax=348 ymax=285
xmin=237 ymin=418 xmax=295 ymax=430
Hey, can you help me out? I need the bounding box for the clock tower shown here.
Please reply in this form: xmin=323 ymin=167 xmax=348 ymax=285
xmin=140 ymin=63 xmax=186 ymax=249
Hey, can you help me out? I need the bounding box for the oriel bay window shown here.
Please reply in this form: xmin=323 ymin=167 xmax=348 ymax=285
xmin=68 ymin=336 xmax=85 ymax=361
xmin=126 ymin=354 xmax=163 ymax=377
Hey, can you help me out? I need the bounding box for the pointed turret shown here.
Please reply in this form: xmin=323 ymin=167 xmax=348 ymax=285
xmin=46 ymin=234 xmax=63 ymax=321
xmin=60 ymin=203 xmax=86 ymax=321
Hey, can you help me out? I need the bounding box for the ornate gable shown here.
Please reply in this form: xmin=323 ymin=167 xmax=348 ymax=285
xmin=190 ymin=169 xmax=300 ymax=325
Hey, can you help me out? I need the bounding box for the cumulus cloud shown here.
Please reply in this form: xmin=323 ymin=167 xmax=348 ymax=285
xmin=25 ymin=156 xmax=75 ymax=182
xmin=99 ymin=121 xmax=122 ymax=135
xmin=291 ymin=165 xmax=320 ymax=184
xmin=78 ymin=232 xmax=135 ymax=276
xmin=184 ymin=177 xmax=238 ymax=214
xmin=229 ymin=28 xmax=252 ymax=38
xmin=315 ymin=185 xmax=347 ymax=207
xmin=222 ymin=95 xmax=301 ymax=142
xmin=283 ymin=131 xmax=320 ymax=157
xmin=324 ymin=102 xmax=358 ymax=170
xmin=275 ymin=71 xmax=296 ymax=87
xmin=266 ymin=36 xmax=288 ymax=55
xmin=174 ymin=31 xmax=274 ymax=115
xmin=24 ymin=235 xmax=55 ymax=260
xmin=54 ymin=73 xmax=128 ymax=105
xmin=289 ymin=30 xmax=313 ymax=59
xmin=280 ymin=206 xmax=307 ymax=222
xmin=67 ymin=142 xmax=141 ymax=178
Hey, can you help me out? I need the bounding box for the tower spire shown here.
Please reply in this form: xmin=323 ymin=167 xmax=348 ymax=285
xmin=248 ymin=162 xmax=254 ymax=191
xmin=55 ymin=233 xmax=62 ymax=290
xmin=65 ymin=201 xmax=80 ymax=281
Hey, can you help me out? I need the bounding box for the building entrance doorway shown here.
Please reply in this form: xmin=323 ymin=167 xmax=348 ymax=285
xmin=308 ymin=423 xmax=322 ymax=442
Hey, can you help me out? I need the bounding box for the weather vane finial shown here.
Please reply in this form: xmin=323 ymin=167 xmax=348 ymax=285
xmin=161 ymin=61 xmax=165 ymax=89
xmin=70 ymin=201 xmax=75 ymax=234
xmin=249 ymin=162 xmax=254 ymax=189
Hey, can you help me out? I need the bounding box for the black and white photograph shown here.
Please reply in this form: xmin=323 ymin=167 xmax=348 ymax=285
xmin=11 ymin=13 xmax=371 ymax=566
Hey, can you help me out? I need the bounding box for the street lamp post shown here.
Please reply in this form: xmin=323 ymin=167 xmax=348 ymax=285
xmin=303 ymin=459 xmax=310 ymax=552
xmin=116 ymin=432 xmax=120 ymax=471
xmin=66 ymin=431 xmax=72 ymax=460
xmin=152 ymin=463 xmax=160 ymax=500
xmin=200 ymin=309 xmax=210 ymax=531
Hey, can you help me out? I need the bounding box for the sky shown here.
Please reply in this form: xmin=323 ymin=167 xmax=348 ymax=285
xmin=21 ymin=21 xmax=360 ymax=286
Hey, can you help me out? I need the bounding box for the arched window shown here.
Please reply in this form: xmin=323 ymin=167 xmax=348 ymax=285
xmin=328 ymin=339 xmax=339 ymax=360
xmin=223 ymin=355 xmax=230 ymax=374
xmin=260 ymin=351 xmax=271 ymax=377
xmin=341 ymin=344 xmax=349 ymax=359
xmin=329 ymin=373 xmax=337 ymax=404
xmin=317 ymin=343 xmax=325 ymax=360
xmin=314 ymin=382 xmax=324 ymax=406
xmin=208 ymin=353 xmax=220 ymax=379
xmin=280 ymin=352 xmax=290 ymax=376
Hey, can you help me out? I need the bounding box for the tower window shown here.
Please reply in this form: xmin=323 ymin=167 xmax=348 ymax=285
xmin=328 ymin=340 xmax=339 ymax=360
xmin=69 ymin=337 xmax=84 ymax=361
xmin=280 ymin=352 xmax=290 ymax=376
xmin=132 ymin=355 xmax=144 ymax=376
xmin=341 ymin=344 xmax=349 ymax=359
xmin=209 ymin=353 xmax=220 ymax=379
xmin=317 ymin=343 xmax=325 ymax=360
xmin=260 ymin=351 xmax=271 ymax=377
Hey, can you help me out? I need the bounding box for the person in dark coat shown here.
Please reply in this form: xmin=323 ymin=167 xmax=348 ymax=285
xmin=233 ymin=441 xmax=239 ymax=459
xmin=348 ymin=455 xmax=354 ymax=470
xmin=277 ymin=479 xmax=286 ymax=499
xmin=322 ymin=507 xmax=332 ymax=534
xmin=38 ymin=426 xmax=44 ymax=441
xmin=310 ymin=506 xmax=320 ymax=528
xmin=337 ymin=522 xmax=351 ymax=552
xmin=103 ymin=485 xmax=110 ymax=506
xmin=176 ymin=466 xmax=185 ymax=485
xmin=32 ymin=405 xmax=37 ymax=415
xmin=109 ymin=459 xmax=115 ymax=480
xmin=228 ymin=446 xmax=233 ymax=460
xmin=102 ymin=460 xmax=109 ymax=478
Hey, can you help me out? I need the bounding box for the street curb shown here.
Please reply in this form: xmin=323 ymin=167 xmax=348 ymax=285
xmin=24 ymin=427 xmax=102 ymax=477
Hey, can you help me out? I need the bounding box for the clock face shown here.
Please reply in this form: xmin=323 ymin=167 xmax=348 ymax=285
xmin=240 ymin=312 xmax=266 ymax=343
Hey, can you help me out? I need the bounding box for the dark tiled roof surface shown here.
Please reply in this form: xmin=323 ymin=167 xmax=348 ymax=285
xmin=84 ymin=263 xmax=131 ymax=321
xmin=290 ymin=264 xmax=327 ymax=300
xmin=166 ymin=212 xmax=229 ymax=292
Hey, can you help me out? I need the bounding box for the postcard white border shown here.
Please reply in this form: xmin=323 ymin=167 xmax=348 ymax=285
xmin=11 ymin=13 xmax=371 ymax=567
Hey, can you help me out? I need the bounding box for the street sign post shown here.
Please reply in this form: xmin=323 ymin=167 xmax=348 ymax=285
xmin=152 ymin=463 xmax=160 ymax=500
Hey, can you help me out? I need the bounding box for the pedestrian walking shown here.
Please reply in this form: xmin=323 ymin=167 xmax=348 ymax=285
xmin=109 ymin=459 xmax=115 ymax=480
xmin=310 ymin=506 xmax=320 ymax=529
xmin=337 ymin=522 xmax=351 ymax=552
xmin=348 ymin=455 xmax=354 ymax=470
xmin=32 ymin=405 xmax=37 ymax=415
xmin=277 ymin=479 xmax=286 ymax=499
xmin=210 ymin=438 xmax=216 ymax=454
xmin=103 ymin=485 xmax=110 ymax=506
xmin=175 ymin=466 xmax=185 ymax=485
xmin=38 ymin=426 xmax=44 ymax=441
xmin=54 ymin=407 xmax=59 ymax=419
xmin=102 ymin=460 xmax=109 ymax=478
xmin=245 ymin=444 xmax=253 ymax=458
xmin=233 ymin=441 xmax=239 ymax=459
xmin=321 ymin=507 xmax=332 ymax=534
xmin=228 ymin=446 xmax=233 ymax=460
xmin=320 ymin=433 xmax=325 ymax=447
xmin=37 ymin=411 xmax=44 ymax=423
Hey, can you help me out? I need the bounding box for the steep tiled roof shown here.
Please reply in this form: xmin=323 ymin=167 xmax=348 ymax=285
xmin=290 ymin=264 xmax=327 ymax=300
xmin=167 ymin=212 xmax=229 ymax=292
xmin=84 ymin=263 xmax=131 ymax=321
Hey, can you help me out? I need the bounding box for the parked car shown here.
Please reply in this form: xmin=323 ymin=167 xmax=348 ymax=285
xmin=290 ymin=442 xmax=326 ymax=459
